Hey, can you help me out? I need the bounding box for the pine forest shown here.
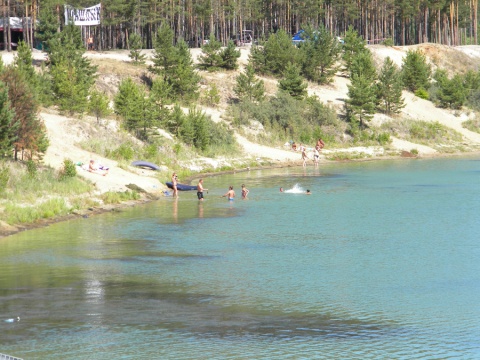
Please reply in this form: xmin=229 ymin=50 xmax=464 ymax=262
xmin=2 ymin=0 xmax=480 ymax=51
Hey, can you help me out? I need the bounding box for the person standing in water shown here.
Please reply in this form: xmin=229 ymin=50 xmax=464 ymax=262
xmin=313 ymin=147 xmax=320 ymax=166
xmin=197 ymin=178 xmax=208 ymax=201
xmin=301 ymin=147 xmax=309 ymax=167
xmin=171 ymin=172 xmax=178 ymax=198
xmin=241 ymin=184 xmax=249 ymax=199
xmin=222 ymin=186 xmax=235 ymax=201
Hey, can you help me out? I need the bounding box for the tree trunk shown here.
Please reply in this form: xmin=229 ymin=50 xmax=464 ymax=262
xmin=7 ymin=0 xmax=11 ymax=52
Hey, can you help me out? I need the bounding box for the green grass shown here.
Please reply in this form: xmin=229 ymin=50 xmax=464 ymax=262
xmin=381 ymin=119 xmax=464 ymax=151
xmin=101 ymin=190 xmax=140 ymax=204
xmin=5 ymin=198 xmax=71 ymax=225
xmin=2 ymin=166 xmax=92 ymax=202
xmin=462 ymin=117 xmax=480 ymax=134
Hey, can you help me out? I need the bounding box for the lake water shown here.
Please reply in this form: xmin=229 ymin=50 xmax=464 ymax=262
xmin=1 ymin=158 xmax=480 ymax=359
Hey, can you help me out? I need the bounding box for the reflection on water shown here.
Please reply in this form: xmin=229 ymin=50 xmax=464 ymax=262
xmin=1 ymin=158 xmax=480 ymax=359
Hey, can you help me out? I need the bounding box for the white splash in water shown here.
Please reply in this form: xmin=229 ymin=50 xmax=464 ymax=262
xmin=284 ymin=184 xmax=305 ymax=194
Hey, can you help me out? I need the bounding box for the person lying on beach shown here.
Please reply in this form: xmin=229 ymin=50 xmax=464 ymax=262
xmin=88 ymin=159 xmax=109 ymax=176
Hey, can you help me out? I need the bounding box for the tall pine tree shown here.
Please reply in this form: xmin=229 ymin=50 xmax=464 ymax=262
xmin=234 ymin=64 xmax=265 ymax=102
xmin=0 ymin=81 xmax=17 ymax=158
xmin=376 ymin=57 xmax=405 ymax=114
xmin=279 ymin=62 xmax=308 ymax=100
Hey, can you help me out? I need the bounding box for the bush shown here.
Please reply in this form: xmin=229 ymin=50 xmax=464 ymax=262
xmin=382 ymin=38 xmax=394 ymax=47
xmin=415 ymin=88 xmax=429 ymax=100
xmin=26 ymin=159 xmax=37 ymax=179
xmin=59 ymin=159 xmax=77 ymax=180
xmin=110 ymin=142 xmax=135 ymax=161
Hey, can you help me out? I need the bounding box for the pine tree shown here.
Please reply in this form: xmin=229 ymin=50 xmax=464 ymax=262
xmin=434 ymin=71 xmax=466 ymax=109
xmin=402 ymin=50 xmax=431 ymax=93
xmin=13 ymin=41 xmax=36 ymax=82
xmin=0 ymin=67 xmax=48 ymax=160
xmin=299 ymin=24 xmax=341 ymax=84
xmin=171 ymin=39 xmax=201 ymax=103
xmin=279 ymin=62 xmax=308 ymax=99
xmin=151 ymin=77 xmax=173 ymax=106
xmin=168 ymin=104 xmax=185 ymax=138
xmin=128 ymin=33 xmax=146 ymax=65
xmin=48 ymin=24 xmax=97 ymax=114
xmin=248 ymin=44 xmax=267 ymax=73
xmin=149 ymin=24 xmax=177 ymax=81
xmin=376 ymin=57 xmax=405 ymax=114
xmin=189 ymin=107 xmax=210 ymax=151
xmin=36 ymin=0 xmax=59 ymax=50
xmin=219 ymin=40 xmax=240 ymax=70
xmin=342 ymin=25 xmax=368 ymax=75
xmin=349 ymin=50 xmax=377 ymax=80
xmin=89 ymin=89 xmax=111 ymax=124
xmin=197 ymin=33 xmax=223 ymax=71
xmin=346 ymin=74 xmax=377 ymax=128
xmin=257 ymin=30 xmax=298 ymax=76
xmin=234 ymin=64 xmax=265 ymax=102
xmin=0 ymin=81 xmax=17 ymax=158
xmin=114 ymin=77 xmax=143 ymax=130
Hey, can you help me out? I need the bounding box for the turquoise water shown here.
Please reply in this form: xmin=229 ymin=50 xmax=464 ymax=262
xmin=1 ymin=158 xmax=480 ymax=359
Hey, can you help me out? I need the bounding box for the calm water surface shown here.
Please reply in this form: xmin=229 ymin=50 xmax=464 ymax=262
xmin=1 ymin=158 xmax=479 ymax=359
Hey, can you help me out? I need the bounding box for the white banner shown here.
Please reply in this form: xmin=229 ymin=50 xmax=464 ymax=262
xmin=65 ymin=3 xmax=101 ymax=26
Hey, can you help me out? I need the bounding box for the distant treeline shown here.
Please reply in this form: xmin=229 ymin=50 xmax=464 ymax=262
xmin=7 ymin=0 xmax=480 ymax=50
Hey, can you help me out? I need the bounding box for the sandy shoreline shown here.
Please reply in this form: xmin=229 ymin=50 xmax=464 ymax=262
xmin=2 ymin=149 xmax=479 ymax=239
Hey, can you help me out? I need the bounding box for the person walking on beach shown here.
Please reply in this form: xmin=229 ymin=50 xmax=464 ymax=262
xmin=222 ymin=186 xmax=235 ymax=201
xmin=171 ymin=172 xmax=178 ymax=198
xmin=197 ymin=178 xmax=208 ymax=201
xmin=241 ymin=184 xmax=249 ymax=199
xmin=301 ymin=147 xmax=309 ymax=167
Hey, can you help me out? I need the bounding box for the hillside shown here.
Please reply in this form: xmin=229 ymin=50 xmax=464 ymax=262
xmin=2 ymin=43 xmax=480 ymax=198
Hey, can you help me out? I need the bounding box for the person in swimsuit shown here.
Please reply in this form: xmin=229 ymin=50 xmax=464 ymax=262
xmin=301 ymin=147 xmax=309 ymax=167
xmin=241 ymin=184 xmax=249 ymax=199
xmin=222 ymin=186 xmax=235 ymax=201
xmin=197 ymin=178 xmax=208 ymax=201
xmin=171 ymin=172 xmax=178 ymax=198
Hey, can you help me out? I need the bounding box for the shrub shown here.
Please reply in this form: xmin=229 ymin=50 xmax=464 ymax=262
xmin=0 ymin=163 xmax=9 ymax=193
xmin=26 ymin=159 xmax=37 ymax=179
xmin=111 ymin=142 xmax=135 ymax=161
xmin=382 ymin=38 xmax=394 ymax=46
xmin=59 ymin=159 xmax=77 ymax=180
xmin=415 ymin=88 xmax=429 ymax=100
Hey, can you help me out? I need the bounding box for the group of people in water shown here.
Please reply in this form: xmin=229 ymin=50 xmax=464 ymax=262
xmin=292 ymin=138 xmax=325 ymax=167
xmin=169 ymin=139 xmax=324 ymax=200
xmin=170 ymin=172 xmax=249 ymax=201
